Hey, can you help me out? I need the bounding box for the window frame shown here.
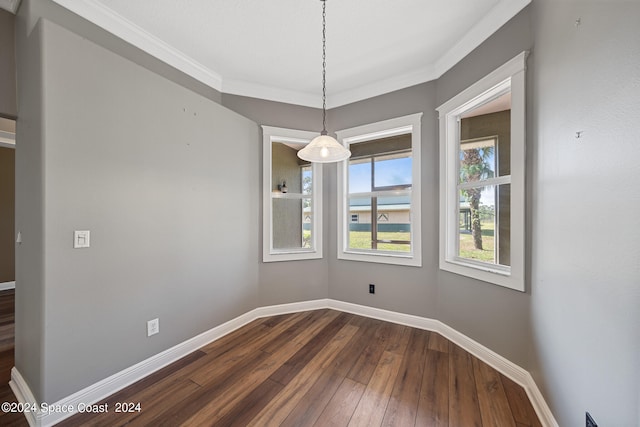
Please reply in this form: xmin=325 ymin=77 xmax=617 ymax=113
xmin=336 ymin=113 xmax=423 ymax=267
xmin=262 ymin=126 xmax=323 ymax=262
xmin=437 ymin=51 xmax=527 ymax=291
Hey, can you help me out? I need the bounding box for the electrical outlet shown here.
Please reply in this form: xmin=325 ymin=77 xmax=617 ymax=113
xmin=147 ymin=318 xmax=159 ymax=337
xmin=369 ymin=284 xmax=375 ymax=294
xmin=586 ymin=412 xmax=598 ymax=427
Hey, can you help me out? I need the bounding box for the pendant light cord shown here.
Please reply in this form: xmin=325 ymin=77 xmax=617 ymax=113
xmin=297 ymin=0 xmax=350 ymax=163
xmin=321 ymin=0 xmax=328 ymax=135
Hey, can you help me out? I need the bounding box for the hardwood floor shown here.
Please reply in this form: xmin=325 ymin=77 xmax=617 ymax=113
xmin=53 ymin=309 xmax=541 ymax=427
xmin=0 ymin=302 xmax=541 ymax=426
xmin=0 ymin=289 xmax=28 ymax=427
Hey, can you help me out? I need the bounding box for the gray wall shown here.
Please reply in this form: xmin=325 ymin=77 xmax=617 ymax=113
xmin=327 ymin=82 xmax=440 ymax=319
xmin=15 ymin=3 xmax=46 ymax=401
xmin=325 ymin=6 xmax=534 ymax=368
xmin=16 ymin=5 xmax=259 ymax=403
xmin=222 ymin=94 xmax=330 ymax=307
xmin=529 ymin=1 xmax=640 ymax=425
xmin=0 ymin=8 xmax=16 ymax=119
xmin=435 ymin=6 xmax=534 ymax=369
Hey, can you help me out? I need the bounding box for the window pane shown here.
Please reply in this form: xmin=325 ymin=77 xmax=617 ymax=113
xmin=459 ymin=92 xmax=511 ymax=178
xmin=301 ymin=166 xmax=312 ymax=195
xmin=349 ymin=159 xmax=371 ymax=194
xmin=273 ymin=198 xmax=312 ymax=250
xmin=374 ymin=153 xmax=412 ymax=188
xmin=346 ymin=152 xmax=414 ymax=253
xmin=376 ymin=195 xmax=411 ymax=252
xmin=438 ymin=54 xmax=526 ymax=290
xmin=496 ymin=184 xmax=510 ymax=266
xmin=263 ymin=127 xmax=323 ymax=263
xmin=348 ymin=197 xmax=372 ymax=249
xmin=347 ymin=196 xmax=412 ymax=253
xmin=457 ymin=184 xmax=510 ymax=266
xmin=376 ymin=224 xmax=411 ymax=252
xmin=459 ymin=138 xmax=496 ymax=184
xmin=458 ymin=185 xmax=496 ymax=263
xmin=338 ymin=114 xmax=422 ymax=266
xmin=272 ymin=142 xmax=306 ymax=194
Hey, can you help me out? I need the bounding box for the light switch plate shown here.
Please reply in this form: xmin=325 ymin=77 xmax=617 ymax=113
xmin=74 ymin=230 xmax=90 ymax=248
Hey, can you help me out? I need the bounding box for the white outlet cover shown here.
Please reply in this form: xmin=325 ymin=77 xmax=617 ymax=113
xmin=147 ymin=318 xmax=159 ymax=337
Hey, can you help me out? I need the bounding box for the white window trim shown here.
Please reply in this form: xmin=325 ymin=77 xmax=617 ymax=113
xmin=437 ymin=51 xmax=527 ymax=291
xmin=336 ymin=113 xmax=423 ymax=267
xmin=262 ymin=126 xmax=323 ymax=262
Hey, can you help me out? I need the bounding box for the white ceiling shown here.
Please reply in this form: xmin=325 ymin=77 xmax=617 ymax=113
xmin=23 ymin=0 xmax=530 ymax=108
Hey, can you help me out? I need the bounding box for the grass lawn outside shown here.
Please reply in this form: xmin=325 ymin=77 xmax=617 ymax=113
xmin=459 ymin=220 xmax=495 ymax=262
xmin=302 ymin=230 xmax=312 ymax=248
xmin=348 ymin=231 xmax=411 ymax=252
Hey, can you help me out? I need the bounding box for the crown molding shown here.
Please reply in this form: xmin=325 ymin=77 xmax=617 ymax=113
xmin=222 ymin=79 xmax=321 ymax=109
xmin=224 ymin=63 xmax=439 ymax=109
xmin=50 ymin=0 xmax=222 ymax=90
xmin=50 ymin=0 xmax=530 ymax=109
xmin=327 ymin=63 xmax=438 ymax=108
xmin=434 ymin=0 xmax=532 ymax=77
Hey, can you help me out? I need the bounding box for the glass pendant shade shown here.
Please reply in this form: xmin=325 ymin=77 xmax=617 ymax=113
xmin=297 ymin=133 xmax=351 ymax=163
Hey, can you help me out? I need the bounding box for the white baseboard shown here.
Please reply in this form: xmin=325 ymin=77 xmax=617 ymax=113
xmin=0 ymin=281 xmax=16 ymax=291
xmin=254 ymin=298 xmax=328 ymax=319
xmin=9 ymin=298 xmax=557 ymax=427
xmin=10 ymin=307 xmax=261 ymax=427
xmin=9 ymin=368 xmax=38 ymax=427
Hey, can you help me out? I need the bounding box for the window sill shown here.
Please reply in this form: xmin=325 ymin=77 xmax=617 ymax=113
xmin=450 ymin=257 xmax=510 ymax=276
xmin=338 ymin=250 xmax=422 ymax=267
xmin=264 ymin=250 xmax=322 ymax=263
xmin=440 ymin=258 xmax=523 ymax=291
xmin=271 ymin=192 xmax=311 ymax=199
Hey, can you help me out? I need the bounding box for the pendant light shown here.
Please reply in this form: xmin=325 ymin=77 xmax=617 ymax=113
xmin=297 ymin=0 xmax=351 ymax=163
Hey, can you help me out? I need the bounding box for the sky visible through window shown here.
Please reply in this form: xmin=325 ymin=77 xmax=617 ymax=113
xmin=349 ymin=157 xmax=412 ymax=193
xmin=480 ymin=187 xmax=495 ymax=207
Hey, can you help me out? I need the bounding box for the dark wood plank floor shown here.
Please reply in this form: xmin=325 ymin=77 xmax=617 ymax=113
xmin=52 ymin=309 xmax=542 ymax=427
xmin=0 ymin=289 xmax=29 ymax=427
xmin=0 ymin=293 xmax=541 ymax=426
